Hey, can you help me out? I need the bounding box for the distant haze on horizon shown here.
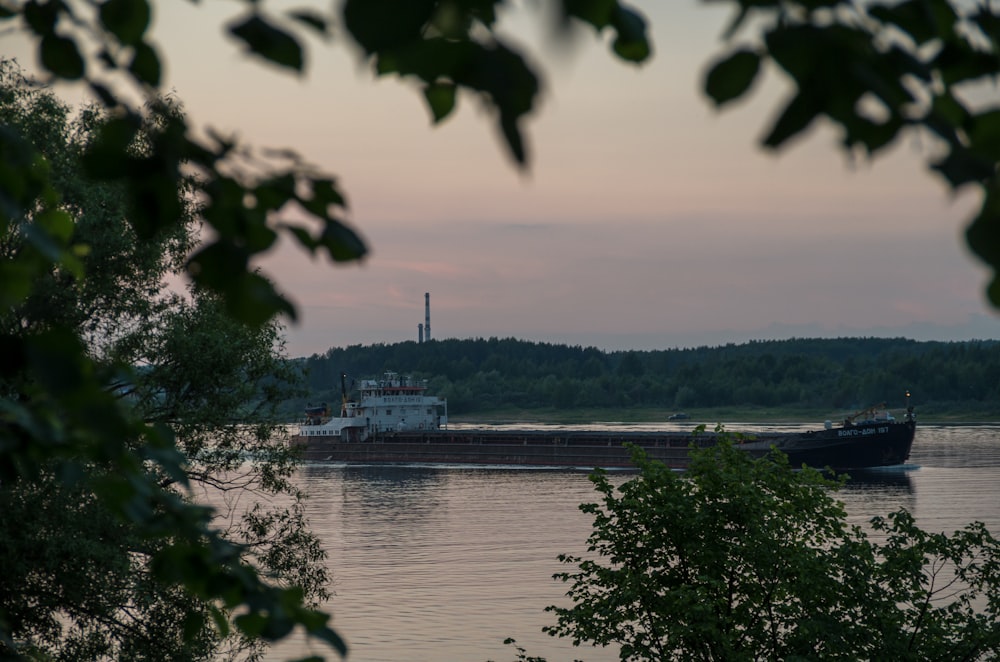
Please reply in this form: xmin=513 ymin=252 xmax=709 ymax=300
xmin=8 ymin=2 xmax=1000 ymax=357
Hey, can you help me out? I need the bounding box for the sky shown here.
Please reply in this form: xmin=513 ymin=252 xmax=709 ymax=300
xmin=10 ymin=1 xmax=1000 ymax=357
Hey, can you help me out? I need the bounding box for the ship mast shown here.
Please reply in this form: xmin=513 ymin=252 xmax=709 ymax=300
xmin=340 ymin=372 xmax=349 ymax=417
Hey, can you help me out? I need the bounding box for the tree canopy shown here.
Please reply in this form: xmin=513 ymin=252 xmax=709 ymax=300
xmin=293 ymin=336 xmax=1000 ymax=416
xmin=704 ymin=0 xmax=1000 ymax=307
xmin=0 ymin=60 xmax=330 ymax=660
xmin=5 ymin=0 xmax=1000 ymax=658
xmin=545 ymin=440 xmax=1000 ymax=660
xmin=0 ymin=0 xmax=652 ymax=657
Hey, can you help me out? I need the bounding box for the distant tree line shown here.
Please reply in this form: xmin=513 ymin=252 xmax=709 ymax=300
xmin=284 ymin=337 xmax=1000 ymax=417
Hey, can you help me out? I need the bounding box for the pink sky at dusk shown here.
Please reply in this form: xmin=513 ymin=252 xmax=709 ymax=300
xmin=9 ymin=1 xmax=1000 ymax=356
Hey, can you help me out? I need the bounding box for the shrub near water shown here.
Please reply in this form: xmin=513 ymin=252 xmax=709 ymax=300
xmin=537 ymin=433 xmax=1000 ymax=661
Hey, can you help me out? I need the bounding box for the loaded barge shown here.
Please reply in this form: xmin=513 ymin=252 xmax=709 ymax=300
xmin=293 ymin=372 xmax=916 ymax=471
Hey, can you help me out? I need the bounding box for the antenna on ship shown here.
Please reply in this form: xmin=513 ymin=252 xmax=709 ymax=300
xmin=340 ymin=372 xmax=349 ymax=416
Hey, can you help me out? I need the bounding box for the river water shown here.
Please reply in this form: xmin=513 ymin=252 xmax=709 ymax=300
xmin=268 ymin=423 xmax=1000 ymax=662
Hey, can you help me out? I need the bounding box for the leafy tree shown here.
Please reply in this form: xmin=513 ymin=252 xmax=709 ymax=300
xmin=543 ymin=438 xmax=1000 ymax=660
xmin=0 ymin=61 xmax=328 ymax=660
xmin=703 ymin=0 xmax=1000 ymax=307
xmin=1 ymin=0 xmax=651 ymax=657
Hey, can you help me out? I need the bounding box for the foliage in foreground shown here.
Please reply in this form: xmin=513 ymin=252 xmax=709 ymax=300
xmin=542 ymin=439 xmax=1000 ymax=660
xmin=0 ymin=61 xmax=329 ymax=659
xmin=1 ymin=1 xmax=649 ymax=658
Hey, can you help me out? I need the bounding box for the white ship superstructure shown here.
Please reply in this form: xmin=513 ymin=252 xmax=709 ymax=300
xmin=298 ymin=371 xmax=448 ymax=442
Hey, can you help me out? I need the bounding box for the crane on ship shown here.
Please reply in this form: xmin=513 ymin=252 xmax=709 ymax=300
xmin=844 ymin=402 xmax=887 ymax=426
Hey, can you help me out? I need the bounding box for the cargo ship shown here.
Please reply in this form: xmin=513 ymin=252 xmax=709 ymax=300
xmin=293 ymin=373 xmax=916 ymax=471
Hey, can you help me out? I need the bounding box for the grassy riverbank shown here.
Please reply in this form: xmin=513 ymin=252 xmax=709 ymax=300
xmin=449 ymin=405 xmax=1000 ymax=426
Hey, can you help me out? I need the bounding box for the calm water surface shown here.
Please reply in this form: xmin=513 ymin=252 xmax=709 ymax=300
xmin=269 ymin=424 xmax=1000 ymax=662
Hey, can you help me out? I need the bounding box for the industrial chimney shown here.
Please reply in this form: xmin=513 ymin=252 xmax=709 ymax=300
xmin=418 ymin=323 xmax=424 ymax=344
xmin=424 ymin=292 xmax=431 ymax=341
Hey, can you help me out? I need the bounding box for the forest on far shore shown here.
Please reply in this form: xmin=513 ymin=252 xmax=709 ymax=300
xmin=282 ymin=337 xmax=1000 ymax=421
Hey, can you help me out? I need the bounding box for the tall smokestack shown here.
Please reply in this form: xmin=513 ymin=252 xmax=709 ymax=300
xmin=424 ymin=292 xmax=431 ymax=341
xmin=418 ymin=323 xmax=424 ymax=344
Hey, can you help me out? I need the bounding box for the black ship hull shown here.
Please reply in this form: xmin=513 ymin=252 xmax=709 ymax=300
xmin=294 ymin=420 xmax=916 ymax=471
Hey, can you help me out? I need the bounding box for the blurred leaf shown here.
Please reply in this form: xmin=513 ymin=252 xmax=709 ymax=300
xmin=183 ymin=612 xmax=206 ymax=643
xmin=187 ymin=241 xmax=248 ymax=291
xmin=287 ymin=9 xmax=329 ymax=37
xmin=966 ymin=110 xmax=1000 ymax=160
xmin=88 ymin=81 xmax=117 ymax=106
xmin=234 ymin=612 xmax=267 ymax=638
xmin=130 ymin=40 xmax=162 ymax=86
xmin=342 ymin=0 xmax=436 ymax=54
xmin=424 ymin=82 xmax=456 ymax=123
xmin=966 ymin=191 xmax=1000 ymax=307
xmin=933 ymin=40 xmax=1000 ymax=87
xmin=231 ymin=272 xmax=295 ymax=326
xmin=128 ymin=169 xmax=185 ymax=239
xmin=930 ymin=149 xmax=994 ymax=188
xmin=763 ymin=89 xmax=823 ymax=149
xmin=562 ymin=0 xmax=616 ymax=27
xmin=254 ymin=174 xmax=296 ymax=211
xmin=610 ymin=6 xmax=651 ymax=63
xmin=228 ymin=14 xmax=304 ymax=72
xmin=82 ymin=116 xmax=141 ymax=179
xmin=311 ymin=178 xmax=347 ymax=209
xmin=281 ymin=224 xmax=317 ymax=253
xmin=40 ymin=34 xmax=85 ymax=80
xmin=705 ymin=49 xmax=760 ymax=107
xmin=870 ymin=0 xmax=957 ymax=45
xmin=318 ymin=219 xmax=367 ymax=262
xmin=209 ymin=606 xmax=231 ymax=638
xmin=99 ymin=0 xmax=151 ymax=47
xmin=23 ymin=0 xmax=59 ymax=36
xmin=309 ymin=625 xmax=348 ymax=657
xmin=500 ymin=114 xmax=527 ymax=165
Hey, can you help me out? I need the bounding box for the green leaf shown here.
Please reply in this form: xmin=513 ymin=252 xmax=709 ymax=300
xmin=500 ymin=114 xmax=527 ymax=166
xmin=88 ymin=81 xmax=117 ymax=106
xmin=705 ymin=49 xmax=760 ymax=107
xmin=254 ymin=174 xmax=296 ymax=212
xmin=209 ymin=606 xmax=231 ymax=637
xmin=281 ymin=224 xmax=317 ymax=253
xmin=40 ymin=34 xmax=85 ymax=80
xmin=231 ymin=272 xmax=295 ymax=326
xmin=309 ymin=625 xmax=349 ymax=657
xmin=933 ymin=40 xmax=1000 ymax=86
xmin=311 ymin=178 xmax=347 ymax=209
xmin=318 ymin=219 xmax=367 ymax=262
xmin=966 ymin=109 xmax=1000 ymax=160
xmin=423 ymin=82 xmax=456 ymax=123
xmin=966 ymin=191 xmax=1000 ymax=265
xmin=81 ymin=116 xmax=140 ymax=179
xmin=99 ymin=0 xmax=151 ymax=47
xmin=562 ymin=0 xmax=617 ymax=28
xmin=868 ymin=0 xmax=957 ymax=46
xmin=234 ymin=612 xmax=267 ymax=638
xmin=23 ymin=0 xmax=59 ymax=36
xmin=342 ymin=0 xmax=436 ymax=54
xmin=228 ymin=14 xmax=304 ymax=72
xmin=610 ymin=6 xmax=651 ymax=63
xmin=287 ymin=9 xmax=329 ymax=38
xmin=763 ymin=89 xmax=824 ymax=149
xmin=187 ymin=241 xmax=248 ymax=291
xmin=129 ymin=40 xmax=161 ymax=86
xmin=930 ymin=149 xmax=993 ymax=188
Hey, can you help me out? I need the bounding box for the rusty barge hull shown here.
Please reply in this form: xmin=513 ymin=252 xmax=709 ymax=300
xmin=293 ymin=421 xmax=916 ymax=471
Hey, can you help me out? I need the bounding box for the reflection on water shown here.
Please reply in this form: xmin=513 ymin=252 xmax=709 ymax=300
xmin=269 ymin=424 xmax=1000 ymax=662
